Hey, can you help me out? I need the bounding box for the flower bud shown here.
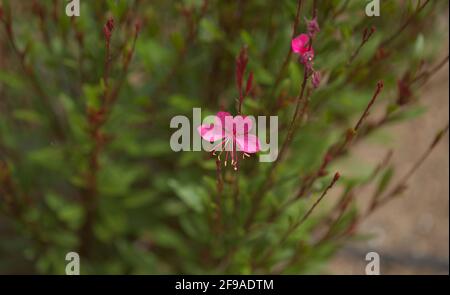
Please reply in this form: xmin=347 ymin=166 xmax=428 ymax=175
xmin=306 ymin=16 xmax=320 ymax=38
xmin=103 ymin=17 xmax=114 ymax=41
xmin=312 ymin=71 xmax=321 ymax=88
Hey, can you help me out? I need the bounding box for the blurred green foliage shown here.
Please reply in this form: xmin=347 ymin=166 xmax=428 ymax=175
xmin=0 ymin=0 xmax=447 ymax=274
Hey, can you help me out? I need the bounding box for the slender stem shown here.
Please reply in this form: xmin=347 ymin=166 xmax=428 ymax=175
xmin=103 ymin=41 xmax=112 ymax=98
xmin=295 ymin=81 xmax=383 ymax=201
xmin=379 ymin=0 xmax=430 ymax=48
xmin=373 ymin=123 xmax=449 ymax=210
xmin=152 ymin=0 xmax=208 ymax=97
xmin=107 ymin=29 xmax=140 ymax=107
xmin=330 ymin=123 xmax=449 ymax=243
xmin=354 ymin=81 xmax=384 ymax=131
xmin=261 ymin=81 xmax=384 ymax=228
xmin=411 ymin=55 xmax=449 ymax=85
xmin=79 ymin=20 xmax=140 ymax=256
xmin=344 ymin=0 xmax=432 ymax=85
xmin=0 ymin=161 xmax=49 ymax=257
xmin=347 ymin=26 xmax=375 ymax=65
xmin=270 ymin=0 xmax=303 ymax=93
xmin=1 ymin=18 xmax=66 ymax=140
xmin=257 ymin=172 xmax=340 ymax=268
xmin=296 ymin=172 xmax=340 ymax=230
xmin=215 ymin=158 xmax=223 ymax=234
xmin=244 ymin=67 xmax=309 ymax=230
xmin=332 ymin=0 xmax=349 ymax=19
xmin=319 ymin=150 xmax=392 ymax=242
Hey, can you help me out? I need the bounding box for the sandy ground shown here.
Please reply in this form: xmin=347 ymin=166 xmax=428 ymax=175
xmin=326 ymin=55 xmax=449 ymax=275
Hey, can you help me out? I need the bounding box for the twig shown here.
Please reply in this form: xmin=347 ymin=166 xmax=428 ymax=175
xmin=330 ymin=123 xmax=448 ymax=243
xmin=379 ymin=0 xmax=430 ymax=48
xmin=79 ymin=17 xmax=140 ymax=256
xmin=354 ymin=81 xmax=384 ymax=131
xmin=215 ymin=158 xmax=223 ymax=234
xmin=295 ymin=81 xmax=384 ymax=200
xmin=411 ymin=55 xmax=449 ymax=85
xmin=1 ymin=13 xmax=66 ymax=140
xmin=372 ymin=123 xmax=449 ymax=210
xmin=347 ymin=26 xmax=376 ymax=65
xmin=152 ymin=0 xmax=209 ymax=97
xmin=332 ymin=0 xmax=350 ymax=19
xmin=244 ymin=66 xmax=310 ymax=230
xmin=270 ymin=0 xmax=303 ymax=94
xmin=256 ymin=172 xmax=340 ymax=268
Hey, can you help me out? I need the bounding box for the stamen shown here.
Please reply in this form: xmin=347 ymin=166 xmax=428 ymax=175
xmin=211 ymin=138 xmax=227 ymax=153
xmin=231 ymin=146 xmax=234 ymax=165
xmin=216 ymin=137 xmax=230 ymax=162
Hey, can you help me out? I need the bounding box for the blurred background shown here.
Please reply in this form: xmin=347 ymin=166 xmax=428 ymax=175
xmin=328 ymin=49 xmax=449 ymax=274
xmin=0 ymin=0 xmax=448 ymax=274
xmin=326 ymin=10 xmax=449 ymax=274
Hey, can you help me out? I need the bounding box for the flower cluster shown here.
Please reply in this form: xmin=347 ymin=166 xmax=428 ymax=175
xmin=291 ymin=17 xmax=321 ymax=88
xmin=291 ymin=34 xmax=314 ymax=65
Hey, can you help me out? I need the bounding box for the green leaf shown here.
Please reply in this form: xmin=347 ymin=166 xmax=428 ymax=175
xmin=374 ymin=167 xmax=394 ymax=198
xmin=199 ymin=19 xmax=223 ymax=43
xmin=0 ymin=71 xmax=25 ymax=89
xmin=12 ymin=109 xmax=44 ymax=125
xmin=414 ymin=34 xmax=425 ymax=58
xmin=83 ymin=84 xmax=102 ymax=110
xmin=168 ymin=179 xmax=206 ymax=213
xmin=389 ymin=106 xmax=427 ymax=122
xmin=28 ymin=146 xmax=65 ymax=172
xmin=255 ymin=66 xmax=274 ymax=85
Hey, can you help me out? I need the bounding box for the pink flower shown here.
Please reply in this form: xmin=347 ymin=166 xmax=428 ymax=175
xmin=197 ymin=111 xmax=261 ymax=170
xmin=291 ymin=34 xmax=314 ymax=64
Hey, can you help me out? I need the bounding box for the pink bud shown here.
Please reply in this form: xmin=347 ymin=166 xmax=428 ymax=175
xmin=103 ymin=17 xmax=114 ymax=41
xmin=106 ymin=17 xmax=114 ymax=31
xmin=362 ymin=26 xmax=376 ymax=42
xmin=103 ymin=26 xmax=111 ymax=40
xmin=377 ymin=80 xmax=384 ymax=90
xmin=397 ymin=78 xmax=412 ymax=105
xmin=312 ymin=71 xmax=321 ymax=88
xmin=334 ymin=172 xmax=341 ymax=182
xmin=306 ymin=16 xmax=320 ymax=38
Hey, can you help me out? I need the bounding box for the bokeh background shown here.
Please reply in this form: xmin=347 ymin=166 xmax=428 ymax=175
xmin=0 ymin=0 xmax=448 ymax=274
xmin=328 ymin=49 xmax=449 ymax=274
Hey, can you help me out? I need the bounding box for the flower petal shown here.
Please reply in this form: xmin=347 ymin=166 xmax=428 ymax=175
xmin=215 ymin=111 xmax=234 ymax=133
xmin=235 ymin=133 xmax=261 ymax=153
xmin=232 ymin=115 xmax=253 ymax=135
xmin=215 ymin=111 xmax=231 ymax=125
xmin=291 ymin=34 xmax=309 ymax=54
xmin=197 ymin=123 xmax=225 ymax=142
